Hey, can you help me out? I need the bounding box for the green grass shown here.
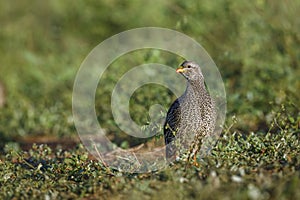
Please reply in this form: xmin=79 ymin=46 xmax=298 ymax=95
xmin=0 ymin=0 xmax=299 ymax=199
xmin=1 ymin=108 xmax=299 ymax=199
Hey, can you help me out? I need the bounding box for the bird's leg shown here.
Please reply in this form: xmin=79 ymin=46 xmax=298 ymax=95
xmin=186 ymin=141 xmax=198 ymax=166
xmin=192 ymin=149 xmax=199 ymax=167
xmin=190 ymin=149 xmax=199 ymax=167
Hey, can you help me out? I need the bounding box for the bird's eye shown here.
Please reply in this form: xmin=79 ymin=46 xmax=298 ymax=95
xmin=187 ymin=65 xmax=191 ymax=68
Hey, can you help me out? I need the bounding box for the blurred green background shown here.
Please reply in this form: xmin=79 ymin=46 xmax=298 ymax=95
xmin=0 ymin=0 xmax=299 ymax=149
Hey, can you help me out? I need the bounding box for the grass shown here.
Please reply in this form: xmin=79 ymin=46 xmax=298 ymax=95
xmin=0 ymin=1 xmax=300 ymax=199
xmin=1 ymin=108 xmax=299 ymax=199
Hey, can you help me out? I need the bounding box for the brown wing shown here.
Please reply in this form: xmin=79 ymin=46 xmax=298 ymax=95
xmin=164 ymin=99 xmax=181 ymax=158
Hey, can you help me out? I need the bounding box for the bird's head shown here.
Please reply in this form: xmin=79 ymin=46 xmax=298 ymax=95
xmin=176 ymin=61 xmax=204 ymax=82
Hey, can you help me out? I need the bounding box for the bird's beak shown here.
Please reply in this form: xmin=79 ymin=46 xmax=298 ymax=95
xmin=176 ymin=66 xmax=185 ymax=73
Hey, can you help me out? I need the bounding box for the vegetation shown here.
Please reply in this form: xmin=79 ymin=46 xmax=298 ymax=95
xmin=0 ymin=1 xmax=299 ymax=199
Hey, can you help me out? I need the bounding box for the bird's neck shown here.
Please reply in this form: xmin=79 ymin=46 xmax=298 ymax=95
xmin=185 ymin=80 xmax=207 ymax=96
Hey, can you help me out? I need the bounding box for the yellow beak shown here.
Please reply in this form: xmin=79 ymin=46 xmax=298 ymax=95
xmin=176 ymin=66 xmax=185 ymax=73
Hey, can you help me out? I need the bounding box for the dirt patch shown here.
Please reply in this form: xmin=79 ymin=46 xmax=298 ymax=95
xmin=18 ymin=135 xmax=80 ymax=151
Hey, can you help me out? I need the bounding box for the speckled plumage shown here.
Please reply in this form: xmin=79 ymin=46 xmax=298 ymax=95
xmin=164 ymin=61 xmax=216 ymax=160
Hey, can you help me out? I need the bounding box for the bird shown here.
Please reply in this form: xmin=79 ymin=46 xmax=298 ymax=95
xmin=163 ymin=61 xmax=216 ymax=164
